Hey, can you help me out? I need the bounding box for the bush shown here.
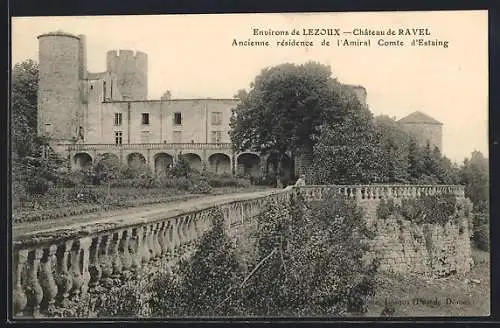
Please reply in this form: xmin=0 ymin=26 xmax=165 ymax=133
xmin=190 ymin=180 xmax=212 ymax=194
xmin=400 ymin=194 xmax=457 ymax=225
xmin=25 ymin=176 xmax=51 ymax=195
xmin=241 ymin=191 xmax=377 ymax=316
xmin=376 ymin=198 xmax=396 ymax=220
xmin=149 ymin=208 xmax=244 ymax=317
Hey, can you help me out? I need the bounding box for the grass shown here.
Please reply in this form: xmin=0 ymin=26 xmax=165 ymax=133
xmin=364 ymin=247 xmax=490 ymax=317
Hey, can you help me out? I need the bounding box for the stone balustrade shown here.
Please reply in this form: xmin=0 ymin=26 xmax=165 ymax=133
xmin=300 ymin=184 xmax=465 ymax=202
xmin=12 ymin=189 xmax=292 ymax=318
xmin=11 ymin=184 xmax=464 ymax=318
xmin=63 ymin=142 xmax=234 ymax=151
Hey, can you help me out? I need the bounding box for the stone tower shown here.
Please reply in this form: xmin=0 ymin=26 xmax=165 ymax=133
xmin=398 ymin=111 xmax=443 ymax=151
xmin=106 ymin=50 xmax=148 ymax=100
xmin=37 ymin=31 xmax=86 ymax=142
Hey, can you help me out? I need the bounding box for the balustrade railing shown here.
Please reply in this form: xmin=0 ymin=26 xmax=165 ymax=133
xmin=11 ymin=190 xmax=291 ymax=318
xmin=63 ymin=143 xmax=234 ymax=152
xmin=12 ymin=184 xmax=464 ymax=318
xmin=300 ymin=184 xmax=465 ymax=201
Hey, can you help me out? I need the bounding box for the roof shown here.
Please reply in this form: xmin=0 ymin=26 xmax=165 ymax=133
xmin=37 ymin=31 xmax=80 ymax=39
xmin=398 ymin=111 xmax=443 ymax=125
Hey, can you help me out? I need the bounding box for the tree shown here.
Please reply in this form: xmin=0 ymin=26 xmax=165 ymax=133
xmin=230 ymin=62 xmax=371 ymax=186
xmin=460 ymin=150 xmax=489 ymax=212
xmin=12 ymin=59 xmax=39 ymax=158
xmin=233 ymin=89 xmax=248 ymax=101
xmin=309 ymin=114 xmax=380 ymax=185
xmin=371 ymin=115 xmax=410 ymax=183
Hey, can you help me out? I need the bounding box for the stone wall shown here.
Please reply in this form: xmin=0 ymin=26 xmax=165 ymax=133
xmin=12 ymin=185 xmax=471 ymax=318
xmin=363 ymin=198 xmax=473 ymax=277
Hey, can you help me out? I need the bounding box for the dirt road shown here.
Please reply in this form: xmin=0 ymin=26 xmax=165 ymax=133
xmin=13 ymin=189 xmax=280 ymax=241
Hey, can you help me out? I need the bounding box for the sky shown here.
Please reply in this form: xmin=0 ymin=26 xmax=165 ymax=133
xmin=11 ymin=11 xmax=488 ymax=163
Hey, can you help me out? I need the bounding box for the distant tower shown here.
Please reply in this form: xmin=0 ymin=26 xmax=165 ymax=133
xmin=106 ymin=50 xmax=148 ymax=100
xmin=37 ymin=31 xmax=86 ymax=142
xmin=398 ymin=111 xmax=443 ymax=151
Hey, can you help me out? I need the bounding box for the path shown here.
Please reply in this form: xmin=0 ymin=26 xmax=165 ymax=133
xmin=13 ymin=189 xmax=280 ymax=241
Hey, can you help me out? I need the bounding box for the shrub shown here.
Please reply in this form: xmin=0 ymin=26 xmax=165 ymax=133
xmin=169 ymin=155 xmax=191 ymax=178
xmin=149 ymin=208 xmax=244 ymax=317
xmin=241 ymin=191 xmax=377 ymax=316
xmin=25 ymin=175 xmax=51 ymax=195
xmin=376 ymin=198 xmax=396 ymax=220
xmin=400 ymin=194 xmax=457 ymax=225
xmin=190 ymin=180 xmax=212 ymax=194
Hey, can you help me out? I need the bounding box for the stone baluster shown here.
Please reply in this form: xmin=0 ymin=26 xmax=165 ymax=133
xmin=385 ymin=186 xmax=392 ymax=199
xmin=80 ymin=238 xmax=92 ymax=298
xmin=99 ymin=235 xmax=113 ymax=284
xmin=129 ymin=227 xmax=143 ymax=278
xmin=70 ymin=237 xmax=91 ymax=300
xmin=13 ymin=249 xmax=28 ymax=316
xmin=151 ymin=223 xmax=162 ymax=261
xmin=40 ymin=245 xmax=58 ymax=314
xmin=141 ymin=225 xmax=151 ymax=264
xmin=365 ymin=186 xmax=371 ymax=199
xmin=110 ymin=231 xmax=123 ymax=280
xmin=355 ymin=187 xmax=362 ymax=200
xmin=179 ymin=217 xmax=189 ymax=256
xmin=55 ymin=240 xmax=73 ymax=308
xmin=119 ymin=229 xmax=133 ymax=279
xmin=157 ymin=222 xmax=167 ymax=258
xmin=163 ymin=221 xmax=175 ymax=275
xmin=171 ymin=218 xmax=181 ymax=258
xmin=88 ymin=236 xmax=102 ymax=293
xmin=26 ymin=248 xmax=44 ymax=317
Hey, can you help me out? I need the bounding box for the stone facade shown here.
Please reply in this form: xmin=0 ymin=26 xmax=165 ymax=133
xmin=398 ymin=111 xmax=443 ymax=151
xmin=37 ymin=31 xmax=443 ymax=175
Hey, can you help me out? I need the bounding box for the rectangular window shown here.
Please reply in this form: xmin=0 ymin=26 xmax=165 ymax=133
xmin=115 ymin=131 xmax=123 ymax=145
xmin=114 ymin=113 xmax=122 ymax=126
xmin=142 ymin=113 xmax=150 ymax=125
xmin=174 ymin=112 xmax=182 ymax=125
xmin=211 ymin=112 xmax=222 ymax=125
xmin=103 ymin=81 xmax=107 ymax=100
xmin=211 ymin=131 xmax=222 ymax=143
xmin=173 ymin=131 xmax=182 ymax=143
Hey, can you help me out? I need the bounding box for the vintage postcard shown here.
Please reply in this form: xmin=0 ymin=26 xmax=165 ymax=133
xmin=10 ymin=11 xmax=489 ymax=319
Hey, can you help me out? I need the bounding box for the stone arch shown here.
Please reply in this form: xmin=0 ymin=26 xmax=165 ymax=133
xmin=73 ymin=152 xmax=93 ymax=171
xmin=127 ymin=152 xmax=146 ymax=169
xmin=237 ymin=153 xmax=261 ymax=178
xmin=208 ymin=153 xmax=231 ymax=175
xmin=154 ymin=152 xmax=174 ymax=176
xmin=182 ymin=153 xmax=202 ymax=172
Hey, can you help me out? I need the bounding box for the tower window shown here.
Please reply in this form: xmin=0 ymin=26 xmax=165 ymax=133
xmin=115 ymin=131 xmax=123 ymax=145
xmin=142 ymin=113 xmax=150 ymax=125
xmin=211 ymin=112 xmax=222 ymax=125
xmin=174 ymin=112 xmax=182 ymax=125
xmin=114 ymin=113 xmax=122 ymax=126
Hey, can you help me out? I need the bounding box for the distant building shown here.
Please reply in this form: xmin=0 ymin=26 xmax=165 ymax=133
xmin=36 ymin=30 xmax=437 ymax=179
xmin=398 ymin=111 xmax=443 ymax=151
